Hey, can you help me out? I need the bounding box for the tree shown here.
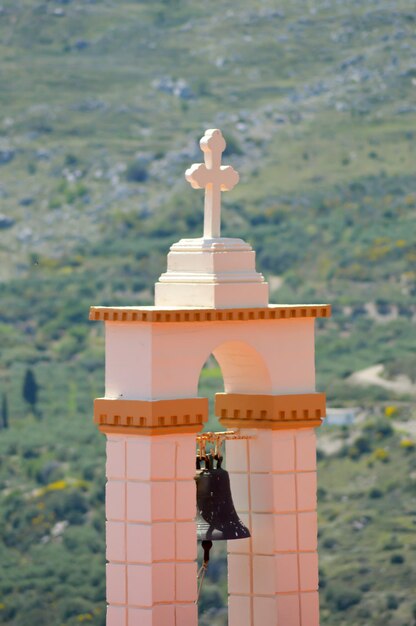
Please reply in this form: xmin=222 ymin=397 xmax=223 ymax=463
xmin=2 ymin=393 xmax=9 ymax=429
xmin=23 ymin=368 xmax=39 ymax=412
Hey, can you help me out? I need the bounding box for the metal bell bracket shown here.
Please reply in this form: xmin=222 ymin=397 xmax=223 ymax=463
xmin=196 ymin=429 xmax=255 ymax=460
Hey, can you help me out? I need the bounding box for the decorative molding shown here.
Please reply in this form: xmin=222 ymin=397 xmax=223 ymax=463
xmin=94 ymin=397 xmax=208 ymax=435
xmin=89 ymin=304 xmax=331 ymax=323
xmin=216 ymin=392 xmax=326 ymax=430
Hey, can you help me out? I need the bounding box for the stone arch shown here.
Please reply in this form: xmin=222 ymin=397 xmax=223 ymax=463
xmin=211 ymin=340 xmax=272 ymax=395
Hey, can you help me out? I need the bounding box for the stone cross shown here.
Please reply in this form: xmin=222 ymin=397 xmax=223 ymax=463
xmin=185 ymin=128 xmax=239 ymax=239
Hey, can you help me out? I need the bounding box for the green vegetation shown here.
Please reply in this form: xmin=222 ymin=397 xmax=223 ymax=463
xmin=22 ymin=368 xmax=39 ymax=415
xmin=0 ymin=0 xmax=415 ymax=624
xmin=1 ymin=394 xmax=9 ymax=429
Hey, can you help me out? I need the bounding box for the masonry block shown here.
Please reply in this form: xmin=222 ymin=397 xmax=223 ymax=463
xmin=176 ymin=562 xmax=197 ymax=602
xmin=176 ymin=480 xmax=196 ymax=520
xmin=229 ymin=595 xmax=252 ymax=626
xmin=251 ymin=513 xmax=274 ymax=554
xmin=253 ymin=596 xmax=276 ymax=626
xmin=106 ymin=521 xmax=126 ymax=562
xmin=125 ymin=438 xmax=151 ymax=480
xmin=107 ymin=606 xmax=126 ymax=626
xmin=273 ymin=474 xmax=297 ymax=512
xmin=176 ymin=521 xmax=197 ymax=561
xmin=275 ymin=553 xmax=298 ymax=593
xmin=295 ymin=429 xmax=316 ymax=471
xmin=126 ymin=438 xmax=176 ymax=481
xmin=175 ymin=604 xmax=198 ymax=625
xmin=253 ymin=555 xmax=275 ymax=595
xmin=249 ymin=430 xmax=273 ymax=472
xmin=274 ymin=513 xmax=297 ymax=552
xmin=298 ymin=512 xmax=318 ymax=551
xmin=272 ymin=430 xmax=295 ymax=472
xmin=126 ymin=481 xmax=175 ymax=522
xmin=127 ymin=563 xmax=175 ymax=607
xmin=228 ymin=554 xmax=251 ymax=594
xmin=300 ymin=592 xmax=319 ymax=626
xmin=106 ymin=481 xmax=126 ymax=521
xmin=126 ymin=522 xmax=175 ymax=563
xmin=276 ymin=594 xmax=300 ymax=626
xmin=299 ymin=552 xmax=319 ymax=591
xmin=128 ymin=605 xmax=175 ymax=626
xmin=106 ymin=563 xmax=126 ymax=604
xmin=106 ymin=438 xmax=126 ymax=479
xmin=226 ymin=439 xmax=248 ymax=472
xmin=296 ymin=473 xmax=317 ymax=511
xmin=250 ymin=474 xmax=273 ymax=512
xmin=176 ymin=435 xmax=198 ymax=479
xmin=128 ymin=608 xmax=152 ymax=626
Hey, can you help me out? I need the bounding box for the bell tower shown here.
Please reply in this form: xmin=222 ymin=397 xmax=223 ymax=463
xmin=90 ymin=129 xmax=330 ymax=626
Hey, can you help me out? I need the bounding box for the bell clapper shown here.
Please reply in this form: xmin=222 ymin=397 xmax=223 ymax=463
xmin=195 ymin=540 xmax=213 ymax=604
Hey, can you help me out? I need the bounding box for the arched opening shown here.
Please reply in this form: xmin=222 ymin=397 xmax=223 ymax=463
xmin=196 ymin=341 xmax=271 ymax=625
xmin=213 ymin=340 xmax=272 ymax=395
xmin=198 ymin=353 xmax=223 ymax=432
xmin=197 ymin=353 xmax=227 ymax=625
xmin=197 ymin=340 xmax=272 ymax=431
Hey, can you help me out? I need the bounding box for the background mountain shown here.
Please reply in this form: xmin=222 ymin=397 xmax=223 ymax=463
xmin=0 ymin=0 xmax=415 ymax=624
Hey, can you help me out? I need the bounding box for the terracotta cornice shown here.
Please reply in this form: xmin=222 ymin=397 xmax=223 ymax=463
xmin=216 ymin=392 xmax=326 ymax=430
xmin=89 ymin=304 xmax=331 ymax=323
xmin=94 ymin=397 xmax=208 ymax=436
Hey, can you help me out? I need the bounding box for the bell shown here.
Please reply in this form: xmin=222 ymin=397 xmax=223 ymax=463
xmin=195 ymin=456 xmax=251 ymax=542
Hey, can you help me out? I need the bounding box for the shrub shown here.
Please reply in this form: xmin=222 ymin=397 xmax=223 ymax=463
xmin=383 ymin=535 xmax=403 ymax=551
xmin=64 ymin=153 xmax=79 ymax=167
xmin=385 ymin=405 xmax=398 ymax=418
xmin=223 ymin=133 xmax=243 ymax=156
xmin=375 ymin=421 xmax=393 ymax=439
xmin=355 ymin=436 xmax=372 ymax=454
xmin=349 ymin=435 xmax=372 ymax=459
xmin=317 ymin=487 xmax=327 ymax=500
xmin=126 ymin=161 xmax=148 ymax=183
xmin=400 ymin=438 xmax=415 ymax=451
xmin=348 ymin=445 xmax=360 ymax=459
xmin=390 ymin=553 xmax=405 ymax=564
xmin=373 ymin=448 xmax=390 ymax=462
xmin=386 ymin=594 xmax=399 ymax=610
xmin=369 ymin=487 xmax=383 ymax=499
xmin=326 ymin=585 xmax=362 ymax=611
xmin=36 ymin=461 xmax=64 ymax=485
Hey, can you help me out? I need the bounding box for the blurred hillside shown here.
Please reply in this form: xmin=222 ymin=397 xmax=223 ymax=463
xmin=0 ymin=0 xmax=415 ymax=624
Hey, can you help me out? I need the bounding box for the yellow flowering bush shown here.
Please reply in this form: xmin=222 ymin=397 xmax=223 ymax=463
xmin=373 ymin=448 xmax=390 ymax=462
xmin=384 ymin=406 xmax=398 ymax=418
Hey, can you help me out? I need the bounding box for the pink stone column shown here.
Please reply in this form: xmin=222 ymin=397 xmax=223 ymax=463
xmin=105 ymin=433 xmax=198 ymax=626
xmin=226 ymin=428 xmax=319 ymax=626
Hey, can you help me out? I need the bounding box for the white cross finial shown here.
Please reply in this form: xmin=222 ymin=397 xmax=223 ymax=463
xmin=185 ymin=129 xmax=239 ymax=239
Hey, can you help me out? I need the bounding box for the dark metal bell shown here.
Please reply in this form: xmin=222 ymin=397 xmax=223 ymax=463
xmin=195 ymin=457 xmax=251 ymax=541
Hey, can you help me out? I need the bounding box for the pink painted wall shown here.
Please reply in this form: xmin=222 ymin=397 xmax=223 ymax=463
xmin=105 ymin=318 xmax=316 ymax=401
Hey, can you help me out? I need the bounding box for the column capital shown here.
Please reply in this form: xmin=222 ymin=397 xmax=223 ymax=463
xmin=216 ymin=392 xmax=326 ymax=430
xmin=94 ymin=397 xmax=208 ymax=436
